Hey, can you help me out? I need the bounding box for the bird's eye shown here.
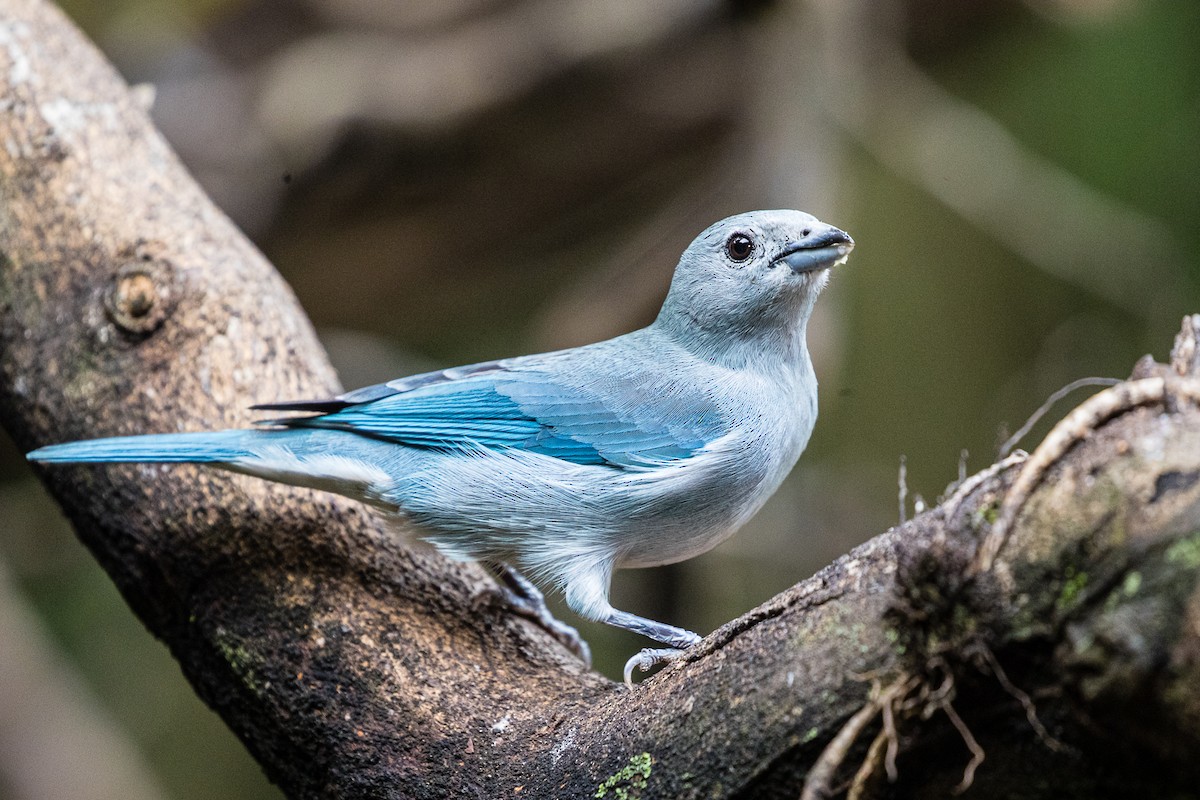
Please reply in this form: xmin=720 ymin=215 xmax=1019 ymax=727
xmin=725 ymin=233 xmax=754 ymax=262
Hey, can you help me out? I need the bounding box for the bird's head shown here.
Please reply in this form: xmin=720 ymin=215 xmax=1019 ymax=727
xmin=656 ymin=210 xmax=854 ymax=357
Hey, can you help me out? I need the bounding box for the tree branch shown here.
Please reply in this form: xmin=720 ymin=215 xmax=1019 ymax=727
xmin=2 ymin=2 xmax=1199 ymax=797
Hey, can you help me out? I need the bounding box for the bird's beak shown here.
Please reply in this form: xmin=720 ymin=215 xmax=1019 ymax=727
xmin=772 ymin=228 xmax=855 ymax=274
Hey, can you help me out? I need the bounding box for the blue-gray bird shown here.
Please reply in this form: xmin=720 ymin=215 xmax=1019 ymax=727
xmin=28 ymin=210 xmax=853 ymax=685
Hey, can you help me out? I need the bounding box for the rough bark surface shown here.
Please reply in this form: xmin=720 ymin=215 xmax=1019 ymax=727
xmin=2 ymin=2 xmax=1199 ymax=798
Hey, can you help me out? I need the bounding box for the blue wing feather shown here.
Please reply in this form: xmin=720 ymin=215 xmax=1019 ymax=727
xmin=269 ymin=356 xmax=725 ymax=469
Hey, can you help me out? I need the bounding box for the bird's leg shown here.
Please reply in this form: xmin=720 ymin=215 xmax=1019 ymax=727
xmin=594 ymin=608 xmax=702 ymax=688
xmin=494 ymin=564 xmax=591 ymax=666
xmin=562 ymin=569 xmax=703 ymax=686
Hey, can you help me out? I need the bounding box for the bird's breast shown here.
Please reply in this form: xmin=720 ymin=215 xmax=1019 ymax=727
xmin=614 ymin=390 xmax=816 ymax=569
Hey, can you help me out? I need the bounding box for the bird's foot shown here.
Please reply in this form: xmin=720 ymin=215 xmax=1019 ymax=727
xmin=623 ymin=647 xmax=689 ymax=688
xmin=497 ymin=566 xmax=592 ymax=666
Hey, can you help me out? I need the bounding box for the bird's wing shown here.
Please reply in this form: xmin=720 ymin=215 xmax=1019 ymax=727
xmin=258 ymin=356 xmax=725 ymax=469
xmin=251 ymin=355 xmax=526 ymax=412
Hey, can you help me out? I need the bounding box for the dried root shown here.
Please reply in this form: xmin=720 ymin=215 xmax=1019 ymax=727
xmin=942 ymin=451 xmax=1027 ymax=524
xmin=940 ymin=698 xmax=984 ymax=793
xmin=799 ymin=664 xmax=1001 ymax=799
xmin=800 ymin=643 xmax=1070 ymax=798
xmin=996 ymin=376 xmax=1121 ymax=459
xmin=847 ymin=728 xmax=889 ymax=800
xmin=908 ymin=665 xmax=985 ymax=794
xmin=800 ymin=677 xmax=915 ymax=800
xmin=973 ymin=376 xmax=1200 ymax=575
xmin=974 ymin=644 xmax=1065 ymax=753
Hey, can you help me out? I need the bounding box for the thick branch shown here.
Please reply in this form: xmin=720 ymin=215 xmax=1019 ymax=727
xmin=2 ymin=3 xmax=1200 ymax=798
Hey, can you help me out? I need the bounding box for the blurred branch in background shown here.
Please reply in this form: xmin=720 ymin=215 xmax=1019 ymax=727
xmin=256 ymin=0 xmax=726 ymax=152
xmin=113 ymin=0 xmax=815 ymax=361
xmin=0 ymin=553 xmax=167 ymax=800
xmin=806 ymin=0 xmax=1187 ymax=324
xmin=133 ymin=0 xmax=738 ymax=235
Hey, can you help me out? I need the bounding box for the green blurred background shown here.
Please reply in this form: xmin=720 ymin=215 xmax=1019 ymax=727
xmin=1 ymin=0 xmax=1197 ymax=797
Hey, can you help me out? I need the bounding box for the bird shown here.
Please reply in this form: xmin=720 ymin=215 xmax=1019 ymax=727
xmin=28 ymin=209 xmax=854 ymax=686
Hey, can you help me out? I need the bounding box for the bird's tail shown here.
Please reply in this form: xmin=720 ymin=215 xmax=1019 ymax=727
xmin=27 ymin=430 xmax=265 ymax=464
xmin=27 ymin=429 xmax=399 ymax=508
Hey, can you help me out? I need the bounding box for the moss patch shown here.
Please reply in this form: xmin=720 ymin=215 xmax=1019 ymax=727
xmin=596 ymin=752 xmax=652 ymax=799
xmin=972 ymin=500 xmax=1000 ymax=527
xmin=1166 ymin=532 xmax=1200 ymax=570
xmin=214 ymin=630 xmax=262 ymax=694
xmin=1057 ymin=567 xmax=1089 ymax=612
xmin=884 ymin=626 xmax=907 ymax=656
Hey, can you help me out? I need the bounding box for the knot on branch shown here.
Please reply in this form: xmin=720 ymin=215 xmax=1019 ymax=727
xmin=105 ymin=241 xmax=175 ymax=337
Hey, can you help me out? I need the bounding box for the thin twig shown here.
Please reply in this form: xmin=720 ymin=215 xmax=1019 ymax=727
xmin=997 ymin=377 xmax=1121 ymax=458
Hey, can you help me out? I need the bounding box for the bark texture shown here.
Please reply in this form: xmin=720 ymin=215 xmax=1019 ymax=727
xmin=2 ymin=2 xmax=1200 ymax=798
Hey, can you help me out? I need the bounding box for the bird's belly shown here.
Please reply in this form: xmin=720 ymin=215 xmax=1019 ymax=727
xmin=613 ymin=438 xmax=800 ymax=569
xmin=392 ymin=410 xmax=813 ymax=573
xmin=615 ymin=512 xmax=743 ymax=569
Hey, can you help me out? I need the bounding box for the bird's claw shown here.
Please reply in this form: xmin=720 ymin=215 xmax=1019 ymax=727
xmin=623 ymin=647 xmax=687 ymax=688
xmin=537 ymin=612 xmax=592 ymax=667
xmin=498 ymin=568 xmax=592 ymax=666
